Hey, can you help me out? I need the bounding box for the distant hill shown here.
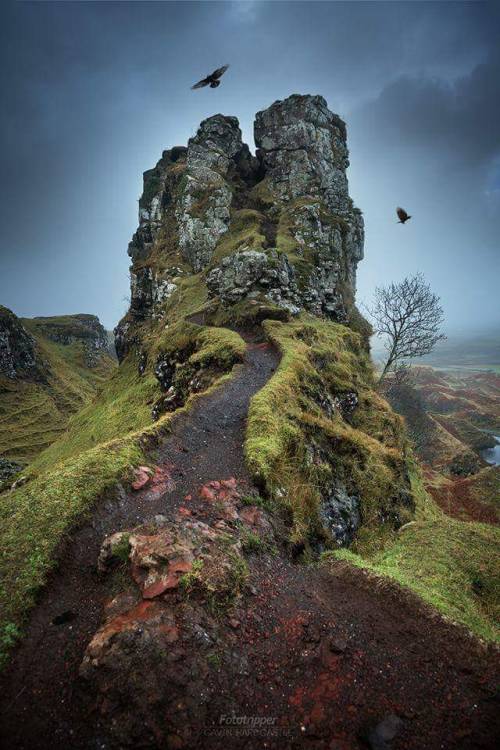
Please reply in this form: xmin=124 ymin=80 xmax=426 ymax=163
xmin=0 ymin=306 xmax=116 ymax=471
xmin=372 ymin=330 xmax=500 ymax=371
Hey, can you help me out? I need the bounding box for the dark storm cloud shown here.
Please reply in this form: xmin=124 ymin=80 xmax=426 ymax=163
xmin=0 ymin=1 xmax=499 ymax=333
xmin=347 ymin=39 xmax=500 ymax=332
xmin=354 ymin=52 xmax=500 ymax=168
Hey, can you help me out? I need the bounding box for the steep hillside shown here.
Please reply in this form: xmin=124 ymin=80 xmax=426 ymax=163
xmin=1 ymin=96 xmax=498 ymax=750
xmin=385 ymin=365 xmax=499 ymax=524
xmin=0 ymin=307 xmax=116 ymax=474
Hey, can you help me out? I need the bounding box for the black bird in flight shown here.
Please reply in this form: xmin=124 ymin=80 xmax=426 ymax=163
xmin=396 ymin=207 xmax=412 ymax=224
xmin=191 ymin=65 xmax=229 ymax=90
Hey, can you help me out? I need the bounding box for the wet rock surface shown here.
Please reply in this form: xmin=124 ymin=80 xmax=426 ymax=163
xmin=0 ymin=457 xmax=23 ymax=484
xmin=176 ymin=115 xmax=245 ymax=272
xmin=0 ymin=305 xmax=41 ymax=380
xmin=320 ymin=484 xmax=361 ymax=546
xmin=115 ymin=94 xmax=365 ymax=357
xmin=206 ymin=249 xmax=302 ymax=314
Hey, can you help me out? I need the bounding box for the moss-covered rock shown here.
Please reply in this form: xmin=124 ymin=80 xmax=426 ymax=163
xmin=245 ymin=316 xmax=413 ymax=547
xmin=115 ymin=95 xmax=364 ymax=361
xmin=0 ymin=305 xmax=41 ymax=381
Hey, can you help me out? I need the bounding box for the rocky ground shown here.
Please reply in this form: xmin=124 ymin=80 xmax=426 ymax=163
xmin=1 ymin=330 xmax=498 ymax=750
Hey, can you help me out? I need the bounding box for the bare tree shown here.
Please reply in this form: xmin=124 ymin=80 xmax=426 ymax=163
xmin=369 ymin=273 xmax=445 ymax=383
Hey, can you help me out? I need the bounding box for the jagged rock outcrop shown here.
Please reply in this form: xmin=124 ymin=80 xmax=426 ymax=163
xmin=115 ymin=94 xmax=364 ymax=360
xmin=206 ymin=249 xmax=301 ymax=314
xmin=176 ymin=115 xmax=250 ymax=272
xmin=254 ymin=95 xmax=350 ymax=210
xmin=32 ymin=314 xmax=109 ymax=367
xmin=0 ymin=306 xmax=41 ymax=380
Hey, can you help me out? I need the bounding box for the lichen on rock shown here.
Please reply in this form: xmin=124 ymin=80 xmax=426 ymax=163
xmin=115 ymin=94 xmax=365 ymax=359
xmin=0 ymin=305 xmax=41 ymax=380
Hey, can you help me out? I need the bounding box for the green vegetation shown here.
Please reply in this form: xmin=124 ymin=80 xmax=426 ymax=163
xmin=241 ymin=529 xmax=265 ymax=553
xmin=31 ymin=356 xmax=158 ymax=472
xmin=180 ymin=544 xmax=248 ymax=613
xmin=111 ymin=533 xmax=131 ymax=564
xmin=323 ymin=462 xmax=500 ymax=642
xmin=0 ymin=438 xmax=142 ymax=666
xmin=245 ymin=314 xmax=412 ymax=544
xmin=0 ymin=320 xmax=246 ymax=665
xmin=211 ymin=208 xmax=266 ymax=262
xmin=0 ymin=323 xmax=115 ymax=465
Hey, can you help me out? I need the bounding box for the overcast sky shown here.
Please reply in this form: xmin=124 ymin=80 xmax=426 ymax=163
xmin=1 ymin=1 xmax=499 ymax=334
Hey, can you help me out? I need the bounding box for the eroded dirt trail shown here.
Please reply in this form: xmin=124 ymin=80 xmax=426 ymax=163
xmin=0 ymin=331 xmax=279 ymax=750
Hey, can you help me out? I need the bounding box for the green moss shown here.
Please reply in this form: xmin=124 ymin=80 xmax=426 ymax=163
xmin=211 ymin=209 xmax=266 ymax=263
xmin=0 ymin=437 xmax=142 ymax=666
xmin=180 ymin=545 xmax=248 ymax=613
xmin=323 ymin=462 xmax=500 ymax=642
xmin=208 ymin=298 xmax=290 ymax=328
xmin=112 ymin=534 xmax=131 ymax=564
xmin=245 ymin=315 xmax=411 ymax=544
xmin=248 ymin=178 xmax=276 ymax=210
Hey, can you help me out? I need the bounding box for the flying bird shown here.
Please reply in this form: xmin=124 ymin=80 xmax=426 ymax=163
xmin=396 ymin=207 xmax=412 ymax=224
xmin=191 ymin=65 xmax=229 ymax=90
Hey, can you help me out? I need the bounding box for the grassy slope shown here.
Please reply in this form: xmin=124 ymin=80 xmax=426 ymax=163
xmin=328 ymin=464 xmax=499 ymax=642
xmin=0 ymin=322 xmax=245 ymax=664
xmin=0 ymin=325 xmax=115 ymax=465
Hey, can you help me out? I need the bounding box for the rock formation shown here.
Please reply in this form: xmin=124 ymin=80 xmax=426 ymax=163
xmin=0 ymin=305 xmax=42 ymax=380
xmin=32 ymin=314 xmax=110 ymax=367
xmin=116 ymin=94 xmax=364 ymax=359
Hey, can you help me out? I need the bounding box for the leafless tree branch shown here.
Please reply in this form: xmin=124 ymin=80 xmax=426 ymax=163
xmin=368 ymin=273 xmax=446 ymax=384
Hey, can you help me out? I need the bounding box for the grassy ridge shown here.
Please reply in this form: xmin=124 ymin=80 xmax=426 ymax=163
xmin=244 ymin=314 xmax=499 ymax=641
xmin=327 ymin=463 xmax=500 ymax=642
xmin=246 ymin=315 xmax=412 ymax=544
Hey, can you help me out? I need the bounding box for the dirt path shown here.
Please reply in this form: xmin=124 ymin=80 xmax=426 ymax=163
xmin=0 ymin=327 xmax=499 ymax=750
xmin=202 ymin=557 xmax=499 ymax=749
xmin=0 ymin=330 xmax=279 ymax=750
